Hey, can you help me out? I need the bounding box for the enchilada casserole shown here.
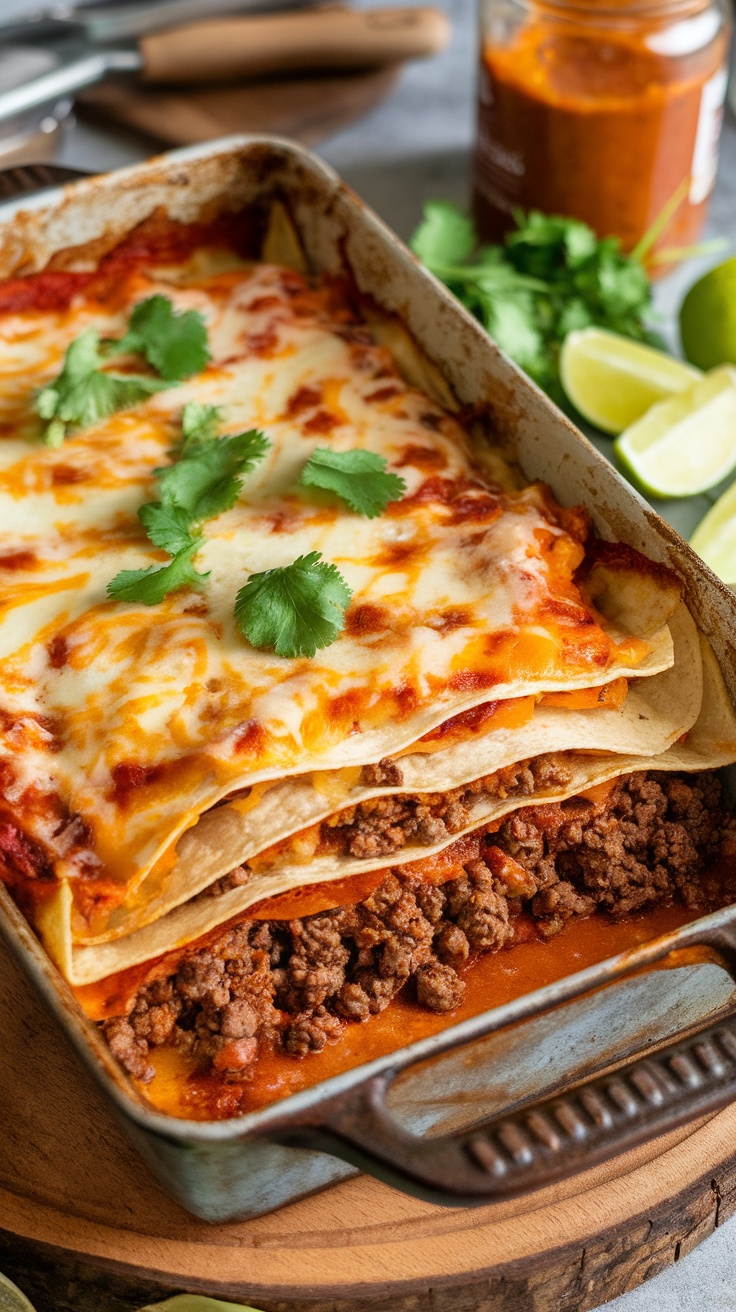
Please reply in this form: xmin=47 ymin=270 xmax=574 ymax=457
xmin=2 ymin=201 xmax=736 ymax=1120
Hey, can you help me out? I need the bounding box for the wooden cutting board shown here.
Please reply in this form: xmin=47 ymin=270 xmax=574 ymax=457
xmin=2 ymin=940 xmax=736 ymax=1312
xmin=77 ymin=64 xmax=402 ymax=148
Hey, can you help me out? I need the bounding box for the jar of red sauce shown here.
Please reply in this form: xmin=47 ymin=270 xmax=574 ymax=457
xmin=472 ymin=0 xmax=731 ymax=258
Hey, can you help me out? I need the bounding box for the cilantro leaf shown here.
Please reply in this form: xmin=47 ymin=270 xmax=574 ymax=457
xmin=410 ymin=201 xmax=475 ymax=269
xmin=478 ymin=292 xmax=548 ymax=380
xmin=181 ymin=401 xmax=222 ymax=451
xmin=506 ymin=210 xmax=598 ymax=277
xmin=107 ymin=540 xmax=208 ymax=606
xmin=234 ymin=551 xmax=352 ymax=658
xmin=157 ymin=428 xmax=271 ymax=522
xmin=36 ymin=328 xmax=168 ymax=447
xmin=114 ymin=295 xmax=210 ymax=381
xmin=35 ymin=297 xmax=212 ymax=446
xmin=556 ymin=296 xmax=594 ymax=338
xmin=138 ymin=501 xmax=194 ymax=556
xmin=299 ymin=448 xmax=406 ymax=518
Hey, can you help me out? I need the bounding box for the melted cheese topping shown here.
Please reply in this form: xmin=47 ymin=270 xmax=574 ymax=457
xmin=0 ymin=250 xmax=660 ymax=930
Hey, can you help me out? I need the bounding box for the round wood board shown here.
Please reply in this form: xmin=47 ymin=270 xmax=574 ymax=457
xmin=2 ymin=942 xmax=736 ymax=1312
xmin=76 ymin=65 xmax=402 ymax=151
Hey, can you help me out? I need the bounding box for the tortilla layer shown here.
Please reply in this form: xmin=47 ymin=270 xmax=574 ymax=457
xmin=81 ymin=605 xmax=698 ymax=946
xmin=57 ymin=633 xmax=735 ymax=986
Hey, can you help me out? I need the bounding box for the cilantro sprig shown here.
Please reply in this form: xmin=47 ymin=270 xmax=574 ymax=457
xmin=105 ymin=539 xmax=206 ymax=606
xmin=235 ymin=551 xmax=352 ymax=658
xmin=179 ymin=400 xmax=222 ymax=451
xmin=109 ymin=294 xmax=210 ymax=381
xmin=107 ymin=402 xmax=270 ymax=606
xmin=156 ymin=422 xmax=270 ymax=523
xmin=410 ymin=203 xmax=658 ymax=409
xmin=36 ymin=328 xmax=169 ymax=448
xmin=299 ymin=447 xmax=406 ymax=518
xmin=36 ymin=295 xmax=210 ymax=446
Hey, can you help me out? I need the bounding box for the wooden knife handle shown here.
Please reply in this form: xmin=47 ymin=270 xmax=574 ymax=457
xmin=139 ymin=6 xmax=451 ymax=83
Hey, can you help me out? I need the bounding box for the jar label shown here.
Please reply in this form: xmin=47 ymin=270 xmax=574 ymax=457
xmin=690 ymin=65 xmax=728 ymax=205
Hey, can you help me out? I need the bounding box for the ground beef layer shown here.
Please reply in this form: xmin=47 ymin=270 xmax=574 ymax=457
xmin=320 ymin=752 xmax=574 ymax=859
xmin=104 ymin=770 xmax=736 ymax=1085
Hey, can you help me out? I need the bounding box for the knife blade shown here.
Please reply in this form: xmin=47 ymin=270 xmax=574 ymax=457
xmin=0 ymin=0 xmax=304 ymax=45
xmin=0 ymin=0 xmax=272 ymax=124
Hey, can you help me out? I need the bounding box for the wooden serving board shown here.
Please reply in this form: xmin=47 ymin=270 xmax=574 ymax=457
xmin=2 ymin=938 xmax=736 ymax=1312
xmin=76 ymin=65 xmax=402 ymax=149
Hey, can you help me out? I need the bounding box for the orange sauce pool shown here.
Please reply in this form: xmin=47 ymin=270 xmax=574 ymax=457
xmin=140 ymin=902 xmax=694 ymax=1121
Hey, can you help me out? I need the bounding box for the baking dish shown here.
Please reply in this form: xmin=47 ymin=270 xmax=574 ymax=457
xmin=2 ymin=136 xmax=736 ymax=1223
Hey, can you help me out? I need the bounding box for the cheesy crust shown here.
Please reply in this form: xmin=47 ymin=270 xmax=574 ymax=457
xmin=0 ymin=223 xmax=668 ymax=938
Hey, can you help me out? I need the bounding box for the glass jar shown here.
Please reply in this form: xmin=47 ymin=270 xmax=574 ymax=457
xmin=472 ymin=0 xmax=731 ymax=258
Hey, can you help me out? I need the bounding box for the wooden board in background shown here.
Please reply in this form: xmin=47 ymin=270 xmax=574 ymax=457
xmin=2 ymin=937 xmax=736 ymax=1312
xmin=77 ymin=66 xmax=402 ymax=149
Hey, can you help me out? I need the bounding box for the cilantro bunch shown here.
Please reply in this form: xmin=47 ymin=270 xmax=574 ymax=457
xmin=410 ymin=203 xmax=659 ymax=409
xmin=36 ymin=294 xmax=210 ymax=446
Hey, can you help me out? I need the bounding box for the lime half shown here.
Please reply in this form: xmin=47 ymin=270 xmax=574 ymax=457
xmin=0 ymin=1274 xmax=36 ymax=1312
xmin=140 ymin=1297 xmax=264 ymax=1312
xmin=680 ymin=256 xmax=736 ymax=371
xmin=560 ymin=328 xmax=701 ymax=435
xmin=690 ymin=480 xmax=736 ymax=587
xmin=614 ymin=365 xmax=736 ymax=497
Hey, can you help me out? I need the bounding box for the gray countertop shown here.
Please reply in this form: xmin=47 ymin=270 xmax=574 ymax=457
xmin=5 ymin=0 xmax=736 ymax=1306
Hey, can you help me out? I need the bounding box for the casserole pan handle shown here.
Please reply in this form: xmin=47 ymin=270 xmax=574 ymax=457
xmin=269 ymin=938 xmax=736 ymax=1205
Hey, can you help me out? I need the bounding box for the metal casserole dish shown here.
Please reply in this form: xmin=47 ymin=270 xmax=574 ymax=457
xmin=2 ymin=135 xmax=736 ymax=1224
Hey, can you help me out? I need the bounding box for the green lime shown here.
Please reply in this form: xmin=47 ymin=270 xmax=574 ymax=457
xmin=139 ymin=1297 xmax=265 ymax=1312
xmin=680 ymin=256 xmax=736 ymax=370
xmin=0 ymin=1273 xmax=36 ymax=1312
xmin=560 ymin=328 xmax=701 ymax=435
xmin=690 ymin=479 xmax=736 ymax=586
xmin=614 ymin=365 xmax=736 ymax=497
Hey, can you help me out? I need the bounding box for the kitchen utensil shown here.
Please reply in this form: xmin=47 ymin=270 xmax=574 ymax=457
xmin=0 ymin=3 xmax=450 ymax=127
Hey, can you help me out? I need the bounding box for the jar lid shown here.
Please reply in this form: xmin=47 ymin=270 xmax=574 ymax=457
xmin=534 ymin=0 xmax=715 ymax=19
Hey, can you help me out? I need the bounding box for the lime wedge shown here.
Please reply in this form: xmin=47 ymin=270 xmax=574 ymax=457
xmin=560 ymin=328 xmax=701 ymax=435
xmin=614 ymin=365 xmax=736 ymax=497
xmin=690 ymin=480 xmax=736 ymax=586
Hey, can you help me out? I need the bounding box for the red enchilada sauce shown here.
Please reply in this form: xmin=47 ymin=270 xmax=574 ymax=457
xmin=472 ymin=0 xmax=730 ymax=255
